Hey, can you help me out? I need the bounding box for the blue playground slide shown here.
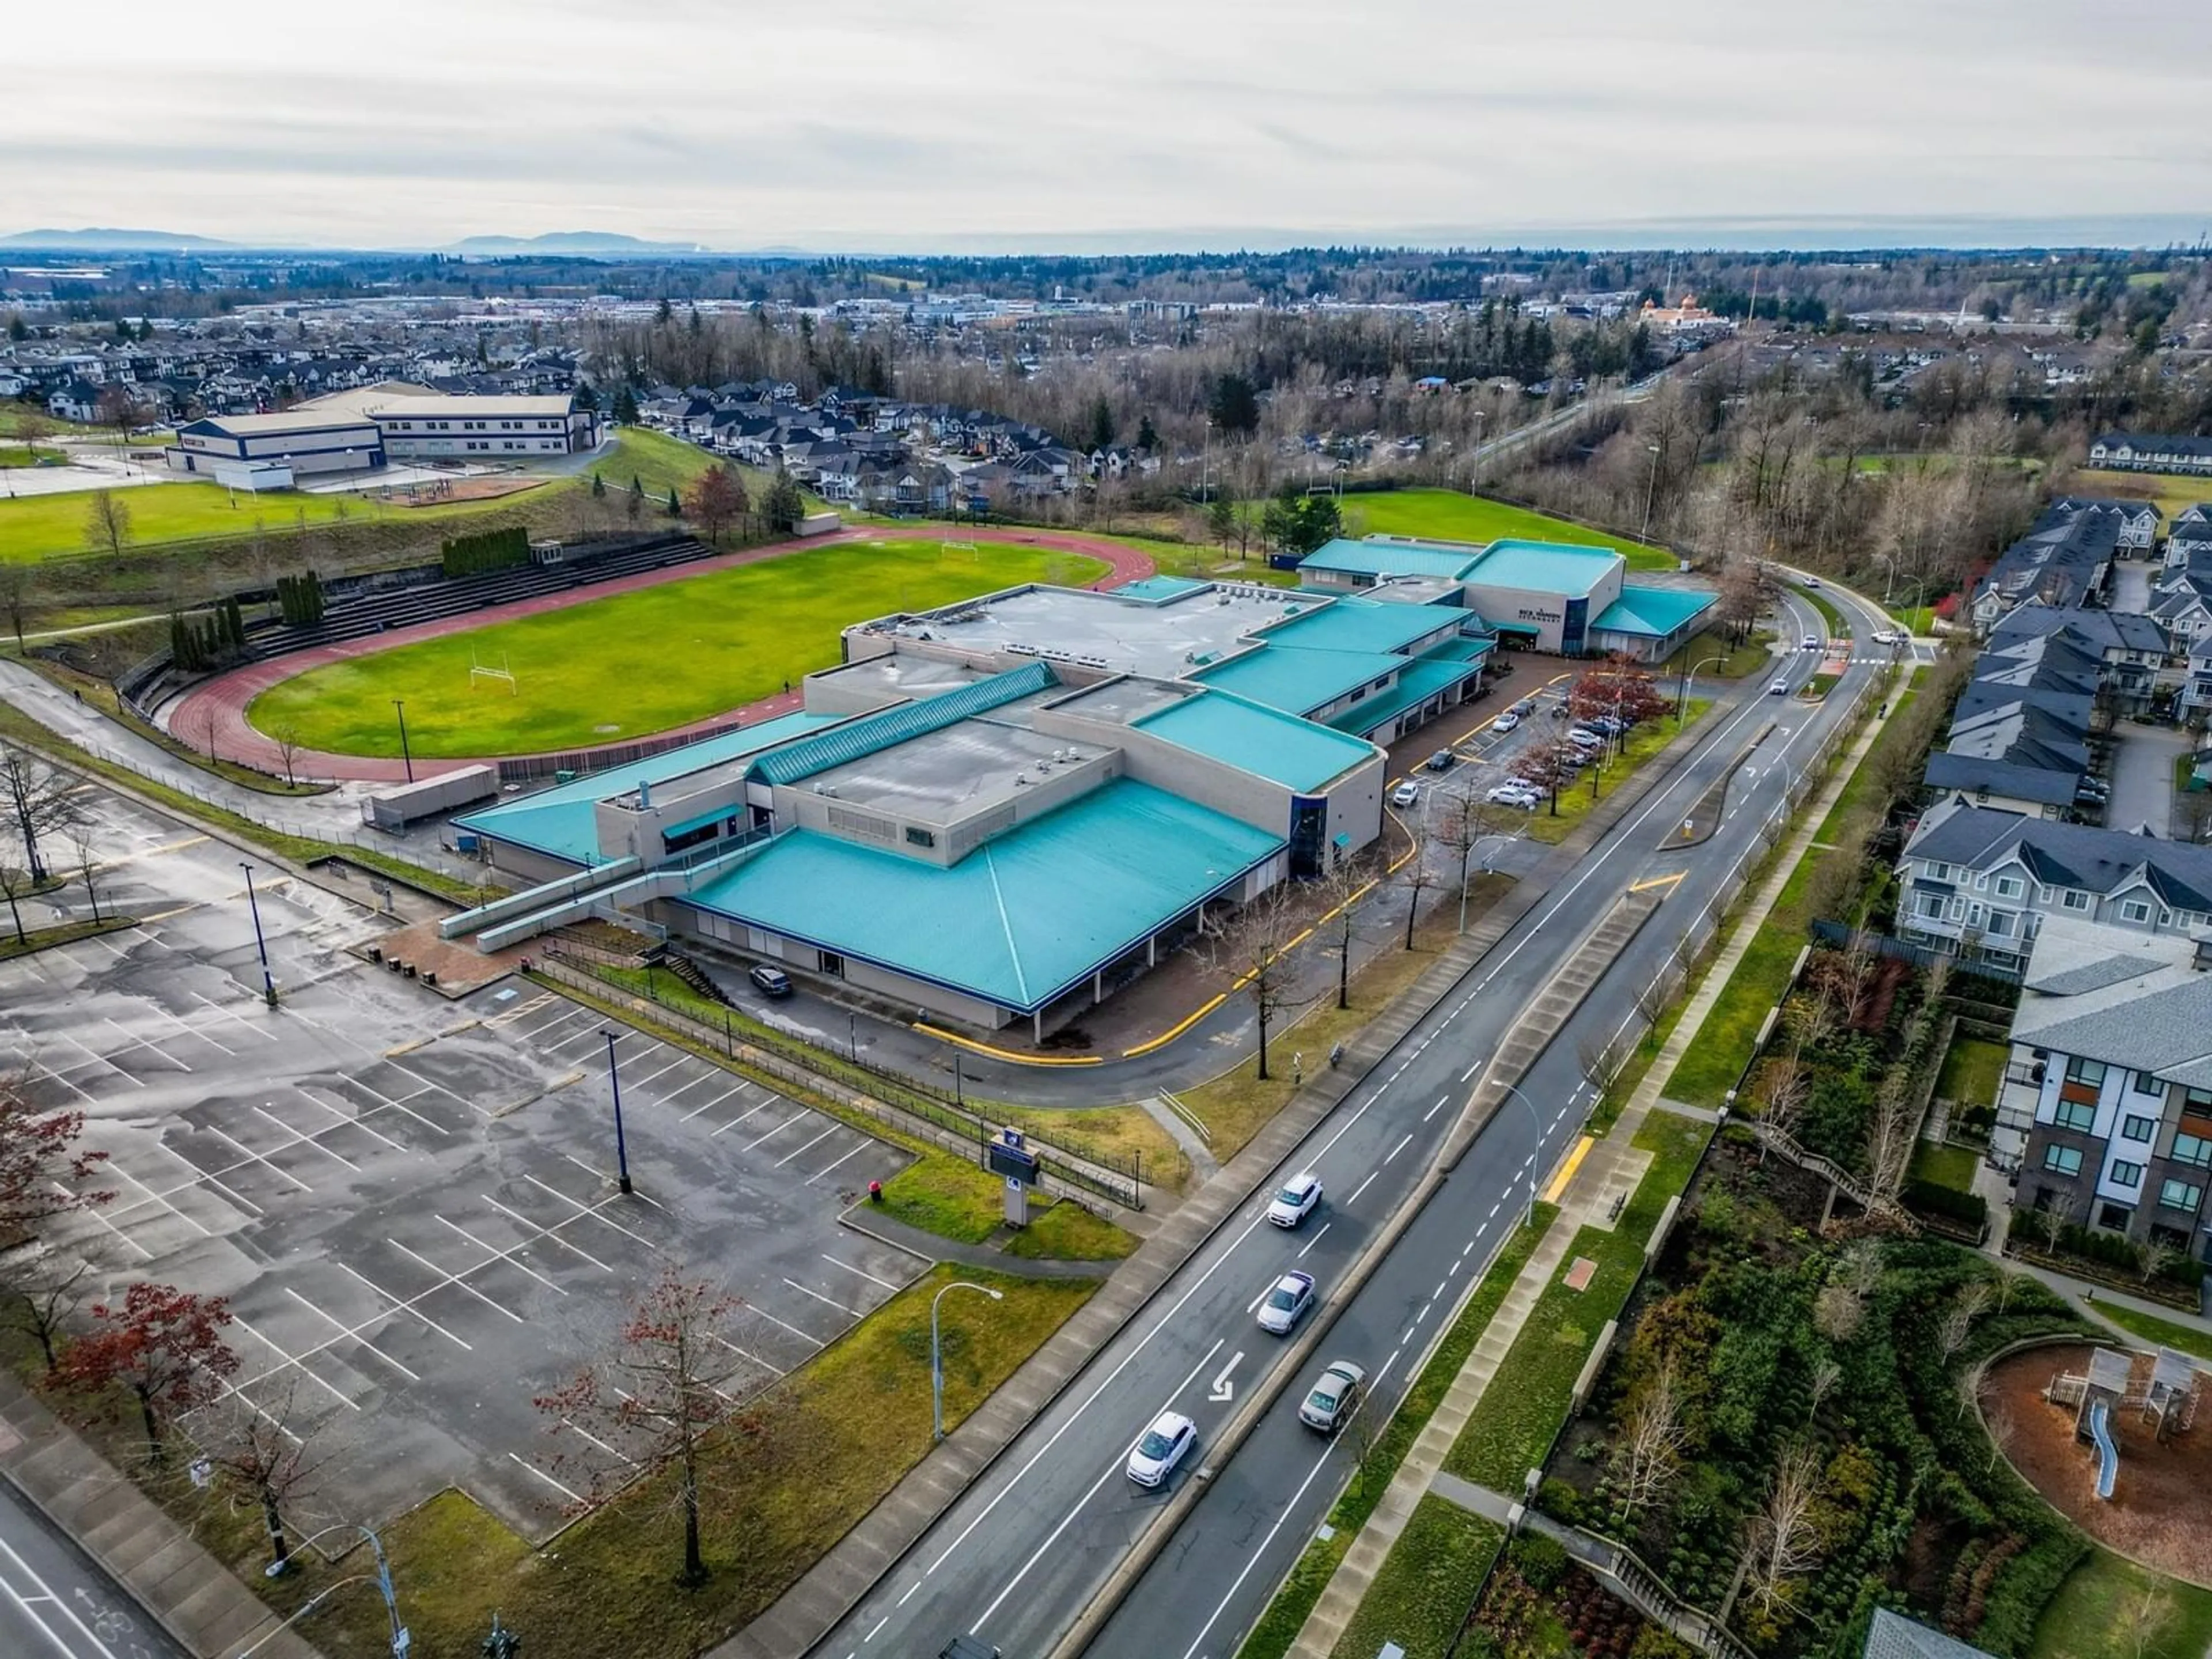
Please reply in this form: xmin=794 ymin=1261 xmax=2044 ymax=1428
xmin=2089 ymin=1399 xmax=2119 ymax=1501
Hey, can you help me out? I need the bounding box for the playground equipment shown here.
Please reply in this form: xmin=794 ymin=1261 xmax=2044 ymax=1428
xmin=2044 ymin=1344 xmax=2205 ymax=1502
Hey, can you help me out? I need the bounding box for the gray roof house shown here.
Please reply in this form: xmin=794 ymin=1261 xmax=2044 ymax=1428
xmin=1865 ymin=1609 xmax=1997 ymax=1659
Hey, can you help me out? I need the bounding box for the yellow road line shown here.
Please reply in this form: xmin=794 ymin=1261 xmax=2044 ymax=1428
xmin=912 ymin=1021 xmax=1104 ymax=1067
xmin=1122 ymin=993 xmax=1228 ymax=1059
xmin=1628 ymin=871 xmax=1685 ymax=894
xmin=1543 ymin=1135 xmax=1595 ymax=1203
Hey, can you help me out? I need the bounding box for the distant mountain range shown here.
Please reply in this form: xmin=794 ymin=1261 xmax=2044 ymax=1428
xmin=0 ymin=227 xmax=709 ymax=256
xmin=446 ymin=231 xmax=709 ymax=255
xmin=0 ymin=228 xmax=240 ymax=251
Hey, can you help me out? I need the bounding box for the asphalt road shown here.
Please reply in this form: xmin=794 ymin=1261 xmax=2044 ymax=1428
xmin=0 ymin=1478 xmax=188 ymax=1659
xmin=804 ymin=578 xmax=1895 ymax=1659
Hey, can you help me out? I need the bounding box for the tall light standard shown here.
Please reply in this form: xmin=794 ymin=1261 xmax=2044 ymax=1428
xmin=235 ymin=1523 xmax=409 ymax=1658
xmin=1491 ymin=1077 xmax=1547 ymax=1225
xmin=931 ymin=1279 xmax=1003 ymax=1442
xmin=1639 ymin=442 xmax=1664 ymax=541
xmin=602 ymin=1031 xmax=633 ymax=1194
xmin=1676 ymin=650 xmax=1728 ymax=726
xmin=392 ymin=699 xmax=414 ymax=783
xmin=1468 ymin=408 xmax=1487 ymax=494
xmin=239 ymin=861 xmax=276 ymax=1009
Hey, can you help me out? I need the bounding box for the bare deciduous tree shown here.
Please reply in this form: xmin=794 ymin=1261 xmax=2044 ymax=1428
xmin=65 ymin=817 xmax=103 ymax=924
xmin=1611 ymin=1358 xmax=1690 ymax=1523
xmin=271 ymin=724 xmax=305 ymax=790
xmin=1864 ymin=1071 xmax=1918 ymax=1207
xmin=1805 ymin=1355 xmax=1842 ymax=1424
xmin=1759 ymin=1061 xmax=1811 ymax=1162
xmin=83 ymin=490 xmax=132 ymax=560
xmin=1192 ymin=885 xmax=1319 ymax=1082
xmin=190 ymin=1377 xmax=332 ymax=1575
xmin=1937 ymin=1279 xmax=1993 ymax=1365
xmin=1746 ymin=1444 xmax=1826 ymax=1618
xmin=2139 ymin=1238 xmax=2180 ymax=1289
xmin=5 ymin=1250 xmax=98 ymax=1374
xmin=1317 ymin=853 xmax=1378 ymax=1012
xmin=2115 ymin=1582 xmax=2174 ymax=1659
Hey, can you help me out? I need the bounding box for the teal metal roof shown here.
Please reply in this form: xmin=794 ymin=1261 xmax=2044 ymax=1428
xmin=1465 ymin=539 xmax=1622 ymax=595
xmin=749 ymin=662 xmax=1056 ymax=786
xmin=1193 ymin=644 xmax=1409 ymax=717
xmin=1136 ymin=689 xmax=1379 ymax=792
xmin=1419 ymin=634 xmax=1497 ymax=665
xmin=1592 ymin=584 xmax=1717 ymax=638
xmin=1256 ymin=595 xmax=1459 ymax=656
xmin=1325 ymin=654 xmax=1483 ymax=737
xmin=681 ymin=779 xmax=1281 ymax=1012
xmin=1112 ymin=574 xmax=1208 ymax=603
xmin=454 ymin=710 xmax=842 ymax=866
xmin=1298 ymin=538 xmax=1482 ymax=582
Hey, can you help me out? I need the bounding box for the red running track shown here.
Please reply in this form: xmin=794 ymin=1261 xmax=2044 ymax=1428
xmin=165 ymin=527 xmax=1160 ymax=783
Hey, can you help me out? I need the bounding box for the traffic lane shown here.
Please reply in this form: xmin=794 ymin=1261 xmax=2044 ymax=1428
xmin=1086 ymin=1084 xmax=1563 ymax=1659
xmin=0 ymin=1478 xmax=189 ymax=1659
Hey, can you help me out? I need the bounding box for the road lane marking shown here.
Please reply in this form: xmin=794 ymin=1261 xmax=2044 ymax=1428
xmin=1425 ymin=1094 xmax=1449 ymax=1122
xmin=1296 ymin=1222 xmax=1332 ymax=1260
xmin=1383 ymin=1134 xmax=1412 ymax=1164
xmin=1346 ymin=1171 xmax=1378 ymax=1206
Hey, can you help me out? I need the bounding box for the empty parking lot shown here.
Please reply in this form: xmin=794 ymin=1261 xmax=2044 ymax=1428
xmin=3 ymin=782 xmax=919 ymax=1537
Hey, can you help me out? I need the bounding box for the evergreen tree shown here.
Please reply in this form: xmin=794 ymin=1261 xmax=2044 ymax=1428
xmin=1136 ymin=413 xmax=1158 ymax=452
xmin=573 ymin=380 xmax=598 ymax=413
xmin=1209 ymin=373 xmax=1260 ymax=435
xmin=591 ymin=472 xmax=606 ymax=498
xmin=666 ymin=486 xmax=681 ymax=516
xmin=763 ymin=468 xmax=806 ymax=535
xmin=1085 ymin=397 xmax=1115 ymax=452
xmin=613 ymin=385 xmax=640 ymax=425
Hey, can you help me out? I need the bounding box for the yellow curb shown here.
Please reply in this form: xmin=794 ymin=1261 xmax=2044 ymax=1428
xmin=382 ymin=1037 xmax=430 ymax=1058
xmin=912 ymin=1021 xmax=1104 ymax=1066
xmin=1543 ymin=1134 xmax=1595 ymax=1203
xmin=1122 ymin=993 xmax=1228 ymax=1059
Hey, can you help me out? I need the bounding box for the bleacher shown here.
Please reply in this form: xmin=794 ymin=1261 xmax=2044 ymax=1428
xmin=243 ymin=534 xmax=717 ymax=658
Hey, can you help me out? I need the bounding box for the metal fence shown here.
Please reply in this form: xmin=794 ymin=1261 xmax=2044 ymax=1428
xmin=535 ymin=946 xmax=1148 ymax=1210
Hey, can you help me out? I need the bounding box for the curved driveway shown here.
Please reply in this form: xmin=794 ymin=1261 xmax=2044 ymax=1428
xmin=162 ymin=525 xmax=1158 ymax=783
xmin=791 ymin=579 xmax=1892 ymax=1659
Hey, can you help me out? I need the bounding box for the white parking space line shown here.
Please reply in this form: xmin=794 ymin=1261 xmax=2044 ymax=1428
xmin=331 ymin=1262 xmax=474 ymax=1351
xmin=63 ymin=1184 xmax=153 ymax=1260
xmin=291 ymin=1085 xmax=407 ymax=1154
xmin=386 ymin=1237 xmax=528 ymax=1325
xmin=103 ymin=1017 xmax=191 ymax=1073
xmin=191 ymin=989 xmax=279 ymax=1041
xmin=782 ymin=1277 xmax=859 ymax=1316
xmin=251 ymin=1105 xmax=362 ymax=1173
xmin=773 ymin=1123 xmax=842 ymax=1168
xmin=821 ymin=1255 xmax=904 ymax=1293
xmin=666 ymin=1069 xmax=738 ymax=1099
xmin=479 ymin=1195 xmax=615 ymax=1272
xmin=806 ymin=1140 xmax=876 ymax=1184
xmin=436 ymin=1214 xmax=569 ymax=1293
xmin=150 ymin=1001 xmax=236 ymax=1056
xmin=716 ymin=1335 xmax=787 ymax=1377
xmin=740 ymin=1112 xmax=810 ymax=1153
xmin=283 ymin=1287 xmax=421 ymax=1381
xmin=199 ymin=1122 xmax=314 ymax=1194
xmin=521 ymin=1173 xmax=659 ymax=1250
xmin=709 ymin=1098 xmax=776 ymax=1134
xmin=633 ymin=1052 xmax=694 ymax=1089
xmin=229 ymin=1313 xmax=357 ymax=1411
xmin=508 ymin=1452 xmax=583 ymax=1503
xmin=749 ymin=1304 xmax=827 ymax=1349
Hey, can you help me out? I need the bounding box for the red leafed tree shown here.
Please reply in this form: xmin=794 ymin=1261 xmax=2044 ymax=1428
xmin=535 ymin=1265 xmax=755 ymax=1587
xmin=1567 ymin=655 xmax=1669 ymax=738
xmin=0 ymin=1073 xmax=115 ymax=1244
xmin=55 ymin=1282 xmax=238 ymax=1463
xmin=1517 ymin=736 xmax=1581 ymax=816
xmin=683 ymin=463 xmax=749 ymax=546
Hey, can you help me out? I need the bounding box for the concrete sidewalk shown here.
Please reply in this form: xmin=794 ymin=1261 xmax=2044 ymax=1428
xmin=1283 ymin=685 xmax=1896 ymax=1659
xmin=0 ymin=1370 xmax=320 ymax=1659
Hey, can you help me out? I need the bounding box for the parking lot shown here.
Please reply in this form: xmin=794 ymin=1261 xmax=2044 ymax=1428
xmin=2 ymin=782 xmax=918 ymax=1539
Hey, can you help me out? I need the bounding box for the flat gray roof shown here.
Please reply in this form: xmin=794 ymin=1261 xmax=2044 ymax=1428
xmin=861 ymin=582 xmax=1321 ymax=680
xmin=803 ymin=713 xmax=1108 ymax=826
xmin=1046 ymin=677 xmax=1191 ymax=725
xmin=810 ymin=654 xmax=988 ymax=708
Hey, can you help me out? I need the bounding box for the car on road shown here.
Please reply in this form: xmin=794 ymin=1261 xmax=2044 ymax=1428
xmin=1300 ymin=1360 xmax=1369 ymax=1433
xmin=749 ymin=964 xmax=794 ymax=998
xmin=1389 ymin=781 xmax=1419 ymax=809
xmin=1801 ymin=635 xmax=1820 ymax=651
xmin=940 ymin=1639 xmax=1001 ymax=1659
xmin=1769 ymin=678 xmax=1790 ymax=696
xmin=1491 ymin=711 xmax=1520 ymax=733
xmin=1804 ymin=575 xmax=1822 ymax=588
xmin=1258 ymin=1270 xmax=1316 ymax=1335
xmin=1872 ymin=629 xmax=1900 ymax=645
xmin=1267 ymin=1172 xmax=1324 ymax=1228
xmin=1487 ymin=783 xmax=1541 ymax=808
xmin=1126 ymin=1410 xmax=1198 ymax=1487
xmin=1512 ymin=698 xmax=1537 ymax=717
xmin=1426 ymin=749 xmax=1458 ymax=772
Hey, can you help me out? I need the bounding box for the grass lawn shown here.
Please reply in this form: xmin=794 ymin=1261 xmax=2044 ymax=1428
xmin=995 ymin=1100 xmax=1192 ymax=1198
xmin=1441 ymin=1112 xmax=1711 ymax=1491
xmin=1799 ymin=585 xmax=1850 ymax=637
xmin=241 ymin=1265 xmax=1098 ymax=1659
xmin=1937 ymin=1036 xmax=2009 ymax=1106
xmin=2029 ymin=1550 xmax=2212 ymax=1659
xmin=2085 ymin=1301 xmax=2212 ymax=1365
xmin=248 ymin=537 xmax=1105 ymax=757
xmin=1892 ymin=603 xmax=1937 ymax=636
xmin=1908 ymin=1139 xmax=1980 ymax=1195
xmin=1657 ymin=628 xmax=1773 ymax=681
xmin=1005 ymin=1196 xmax=1140 ymax=1261
xmin=1328 ymin=1497 xmax=1503 ymax=1659
xmin=2068 ymin=469 xmax=2212 ymax=523
xmin=1340 ymin=488 xmax=1676 ymax=571
xmin=876 ymin=1157 xmax=1005 ymax=1244
xmin=1522 ymin=702 xmax=1708 ymax=845
xmin=1240 ymin=1206 xmax=1555 ymax=1659
xmin=0 ymin=915 xmax=137 ymax=960
xmin=0 ymin=443 xmax=67 ymax=468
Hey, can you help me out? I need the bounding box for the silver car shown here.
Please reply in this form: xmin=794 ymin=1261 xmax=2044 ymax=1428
xmin=1258 ymin=1271 xmax=1316 ymax=1336
xmin=1300 ymin=1360 xmax=1368 ymax=1432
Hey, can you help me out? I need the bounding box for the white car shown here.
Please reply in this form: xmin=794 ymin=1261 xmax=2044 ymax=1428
xmin=1267 ymin=1172 xmax=1324 ymax=1228
xmin=1389 ymin=781 xmax=1419 ymax=809
xmin=1800 ymin=635 xmax=1820 ymax=651
xmin=1300 ymin=1360 xmax=1369 ymax=1433
xmin=1258 ymin=1271 xmax=1316 ymax=1336
xmin=1769 ymin=678 xmax=1790 ymax=696
xmin=1491 ymin=711 xmax=1520 ymax=733
xmin=1873 ymin=629 xmax=1900 ymax=645
xmin=1126 ymin=1410 xmax=1197 ymax=1487
xmin=1487 ymin=785 xmax=1540 ymax=808
xmin=1567 ymin=728 xmax=1605 ymax=750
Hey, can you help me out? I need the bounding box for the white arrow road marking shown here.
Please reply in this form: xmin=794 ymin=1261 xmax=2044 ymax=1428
xmin=1209 ymin=1350 xmax=1245 ymax=1403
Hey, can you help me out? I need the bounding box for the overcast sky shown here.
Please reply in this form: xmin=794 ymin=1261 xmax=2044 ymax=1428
xmin=6 ymin=0 xmax=2210 ymax=251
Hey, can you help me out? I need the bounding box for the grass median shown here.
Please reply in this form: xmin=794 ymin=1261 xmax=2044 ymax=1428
xmin=1238 ymin=1205 xmax=1555 ymax=1659
xmin=1441 ymin=1113 xmax=1710 ymax=1492
xmin=1522 ymin=700 xmax=1709 ymax=846
xmin=1328 ymin=1497 xmax=1505 ymax=1659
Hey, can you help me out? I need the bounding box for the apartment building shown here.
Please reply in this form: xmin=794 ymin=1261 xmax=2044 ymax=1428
xmin=1996 ymin=915 xmax=2212 ymax=1262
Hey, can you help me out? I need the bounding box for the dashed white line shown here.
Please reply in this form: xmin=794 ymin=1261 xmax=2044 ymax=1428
xmin=1382 ymin=1134 xmax=1412 ymax=1165
xmin=1296 ymin=1222 xmax=1332 ymax=1259
xmin=1425 ymin=1095 xmax=1449 ymax=1122
xmin=1346 ymin=1171 xmax=1379 ymax=1206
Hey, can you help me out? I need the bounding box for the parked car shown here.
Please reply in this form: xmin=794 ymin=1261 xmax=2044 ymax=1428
xmin=1300 ymin=1360 xmax=1369 ymax=1433
xmin=1769 ymin=678 xmax=1790 ymax=696
xmin=1426 ymin=749 xmax=1457 ymax=772
xmin=749 ymin=964 xmax=794 ymax=998
xmin=1258 ymin=1271 xmax=1316 ymax=1335
xmin=1567 ymin=728 xmax=1605 ymax=750
xmin=1491 ymin=711 xmax=1520 ymax=733
xmin=1126 ymin=1410 xmax=1197 ymax=1487
xmin=1487 ymin=784 xmax=1541 ymax=808
xmin=1267 ymin=1172 xmax=1324 ymax=1228
xmin=1390 ymin=781 xmax=1419 ymax=809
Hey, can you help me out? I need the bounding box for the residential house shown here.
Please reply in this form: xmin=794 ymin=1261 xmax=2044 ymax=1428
xmin=2167 ymin=504 xmax=2212 ymax=569
xmin=2049 ymin=495 xmax=2160 ymax=555
xmin=47 ymin=380 xmax=102 ymax=423
xmin=1992 ymin=915 xmax=2212 ymax=1256
xmin=1895 ymin=801 xmax=2212 ymax=975
xmin=1968 ymin=504 xmax=2120 ymax=633
xmin=1986 ymin=606 xmax=2173 ymax=711
xmin=2089 ymin=432 xmax=2212 ymax=477
xmin=1865 ymin=1608 xmax=1997 ymax=1659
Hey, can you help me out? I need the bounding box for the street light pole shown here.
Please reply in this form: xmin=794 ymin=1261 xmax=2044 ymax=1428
xmin=239 ymin=861 xmax=276 ymax=1009
xmin=1468 ymin=409 xmax=1487 ymax=494
xmin=243 ymin=1524 xmax=408 ymax=1659
xmin=1676 ymin=652 xmax=1726 ymax=726
xmin=1492 ymin=1077 xmax=1547 ymax=1226
xmin=603 ymin=1031 xmax=632 ymax=1194
xmin=1639 ymin=442 xmax=1663 ymax=541
xmin=392 ymin=699 xmax=414 ymax=783
xmin=931 ymin=1279 xmax=1003 ymax=1442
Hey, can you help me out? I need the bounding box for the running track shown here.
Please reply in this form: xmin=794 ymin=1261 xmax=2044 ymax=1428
xmin=164 ymin=526 xmax=1159 ymax=784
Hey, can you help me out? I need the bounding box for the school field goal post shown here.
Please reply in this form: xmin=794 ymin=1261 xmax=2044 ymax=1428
xmin=469 ymin=650 xmax=518 ymax=695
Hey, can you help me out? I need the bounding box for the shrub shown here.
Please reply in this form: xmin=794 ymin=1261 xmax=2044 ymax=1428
xmin=1512 ymin=1532 xmax=1569 ymax=1591
xmin=1904 ymin=1180 xmax=1987 ymax=1228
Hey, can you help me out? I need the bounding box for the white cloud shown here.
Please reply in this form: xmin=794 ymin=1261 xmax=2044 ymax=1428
xmin=3 ymin=0 xmax=2208 ymax=247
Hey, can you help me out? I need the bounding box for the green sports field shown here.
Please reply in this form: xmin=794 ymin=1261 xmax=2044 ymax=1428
xmin=1340 ymin=488 xmax=1676 ymax=570
xmin=247 ymin=537 xmax=1107 ymax=757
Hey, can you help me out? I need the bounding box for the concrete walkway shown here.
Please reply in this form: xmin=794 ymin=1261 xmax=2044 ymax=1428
xmin=1284 ymin=684 xmax=1896 ymax=1659
xmin=0 ymin=1370 xmax=321 ymax=1659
